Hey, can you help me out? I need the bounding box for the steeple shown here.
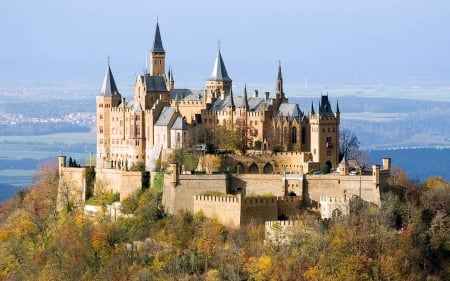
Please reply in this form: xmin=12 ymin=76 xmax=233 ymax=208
xmin=209 ymin=49 xmax=231 ymax=82
xmin=242 ymin=84 xmax=249 ymax=109
xmin=98 ymin=63 xmax=119 ymax=96
xmin=151 ymin=21 xmax=165 ymax=53
xmin=150 ymin=21 xmax=166 ymax=77
xmin=336 ymin=100 xmax=340 ymax=114
xmin=276 ymin=61 xmax=285 ymax=100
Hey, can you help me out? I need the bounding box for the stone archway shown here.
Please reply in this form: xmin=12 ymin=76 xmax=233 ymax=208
xmin=249 ymin=163 xmax=259 ymax=174
xmin=235 ymin=162 xmax=244 ymax=174
xmin=325 ymin=160 xmax=332 ymax=172
xmin=332 ymin=208 xmax=342 ymax=218
xmin=263 ymin=163 xmax=273 ymax=174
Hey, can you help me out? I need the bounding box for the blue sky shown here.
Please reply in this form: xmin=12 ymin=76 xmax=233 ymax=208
xmin=1 ymin=0 xmax=450 ymax=91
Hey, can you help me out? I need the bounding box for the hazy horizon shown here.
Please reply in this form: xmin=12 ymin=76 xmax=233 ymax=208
xmin=2 ymin=1 xmax=450 ymax=90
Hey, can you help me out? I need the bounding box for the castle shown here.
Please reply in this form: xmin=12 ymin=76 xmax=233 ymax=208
xmin=58 ymin=22 xmax=390 ymax=227
xmin=95 ymin=22 xmax=339 ymax=173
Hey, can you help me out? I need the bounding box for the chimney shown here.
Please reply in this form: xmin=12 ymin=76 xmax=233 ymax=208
xmin=253 ymin=90 xmax=258 ymax=98
xmin=265 ymin=92 xmax=270 ymax=99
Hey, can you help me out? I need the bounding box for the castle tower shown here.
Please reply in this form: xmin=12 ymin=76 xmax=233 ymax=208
xmin=206 ymin=49 xmax=232 ymax=104
xmin=309 ymin=95 xmax=340 ymax=171
xmin=96 ymin=63 xmax=122 ymax=169
xmin=150 ymin=21 xmax=165 ymax=77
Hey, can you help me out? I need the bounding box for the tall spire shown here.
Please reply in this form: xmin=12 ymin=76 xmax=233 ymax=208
xmin=276 ymin=61 xmax=284 ymax=100
xmin=227 ymin=88 xmax=235 ymax=109
xmin=151 ymin=21 xmax=165 ymax=53
xmin=336 ymin=100 xmax=340 ymax=114
xmin=209 ymin=49 xmax=231 ymax=82
xmin=242 ymin=84 xmax=249 ymax=109
xmin=98 ymin=62 xmax=119 ymax=96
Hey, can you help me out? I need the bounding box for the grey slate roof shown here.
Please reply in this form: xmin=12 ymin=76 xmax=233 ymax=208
xmin=98 ymin=64 xmax=119 ymax=96
xmin=208 ymin=50 xmax=231 ymax=82
xmin=210 ymin=94 xmax=272 ymax=112
xmin=172 ymin=116 xmax=187 ymax=130
xmin=170 ymin=89 xmax=204 ymax=100
xmin=151 ymin=22 xmax=165 ymax=53
xmin=278 ymin=103 xmax=303 ymax=117
xmin=141 ymin=75 xmax=167 ymax=92
xmin=155 ymin=107 xmax=176 ymax=126
xmin=318 ymin=95 xmax=334 ymax=116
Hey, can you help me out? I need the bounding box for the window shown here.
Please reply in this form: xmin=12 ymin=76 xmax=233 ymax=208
xmin=292 ymin=127 xmax=297 ymax=143
xmin=136 ymin=125 xmax=140 ymax=137
xmin=99 ymin=114 xmax=103 ymax=120
xmin=99 ymin=126 xmax=103 ymax=134
xmin=326 ymin=137 xmax=332 ymax=148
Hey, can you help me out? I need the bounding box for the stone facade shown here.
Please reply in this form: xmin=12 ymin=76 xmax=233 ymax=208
xmin=162 ymin=159 xmax=390 ymax=227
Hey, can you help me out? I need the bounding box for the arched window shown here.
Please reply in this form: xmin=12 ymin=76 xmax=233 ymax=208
xmin=249 ymin=163 xmax=259 ymax=174
xmin=263 ymin=163 xmax=273 ymax=174
xmin=292 ymin=127 xmax=297 ymax=144
xmin=301 ymin=127 xmax=306 ymax=144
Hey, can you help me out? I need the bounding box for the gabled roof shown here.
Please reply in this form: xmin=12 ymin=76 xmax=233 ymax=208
xmin=151 ymin=22 xmax=165 ymax=53
xmin=155 ymin=107 xmax=176 ymax=126
xmin=278 ymin=103 xmax=303 ymax=117
xmin=98 ymin=64 xmax=120 ymax=96
xmin=141 ymin=75 xmax=167 ymax=92
xmin=210 ymin=95 xmax=271 ymax=112
xmin=208 ymin=50 xmax=231 ymax=82
xmin=172 ymin=116 xmax=187 ymax=130
xmin=170 ymin=89 xmax=204 ymax=100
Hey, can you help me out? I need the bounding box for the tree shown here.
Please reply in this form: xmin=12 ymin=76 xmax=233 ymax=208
xmin=204 ymin=155 xmax=221 ymax=174
xmin=339 ymin=128 xmax=360 ymax=160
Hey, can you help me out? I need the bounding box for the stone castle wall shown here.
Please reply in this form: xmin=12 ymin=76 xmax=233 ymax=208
xmin=240 ymin=197 xmax=279 ymax=225
xmin=95 ymin=169 xmax=143 ymax=200
xmin=193 ymin=195 xmax=241 ymax=228
xmin=162 ymin=173 xmax=228 ymax=214
xmin=229 ymin=174 xmax=285 ymax=196
xmin=57 ymin=166 xmax=93 ymax=211
xmin=304 ymin=173 xmax=382 ymax=207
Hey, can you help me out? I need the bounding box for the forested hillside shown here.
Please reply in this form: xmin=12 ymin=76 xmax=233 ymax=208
xmin=1 ymin=164 xmax=450 ymax=280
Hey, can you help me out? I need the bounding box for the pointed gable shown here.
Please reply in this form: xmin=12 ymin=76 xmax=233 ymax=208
xmin=152 ymin=22 xmax=165 ymax=53
xmin=319 ymin=95 xmax=334 ymax=116
xmin=98 ymin=64 xmax=119 ymax=96
xmin=208 ymin=50 xmax=231 ymax=82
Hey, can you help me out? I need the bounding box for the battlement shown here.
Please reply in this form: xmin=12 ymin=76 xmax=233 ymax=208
xmin=265 ymin=220 xmax=299 ymax=228
xmin=320 ymin=196 xmax=348 ymax=204
xmin=243 ymin=196 xmax=277 ymax=205
xmin=194 ymin=195 xmax=240 ymax=203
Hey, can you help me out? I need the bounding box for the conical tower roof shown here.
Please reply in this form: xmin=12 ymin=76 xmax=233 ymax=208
xmin=209 ymin=50 xmax=231 ymax=82
xmin=227 ymin=88 xmax=235 ymax=108
xmin=241 ymin=84 xmax=249 ymax=109
xmin=151 ymin=22 xmax=165 ymax=53
xmin=98 ymin=63 xmax=119 ymax=96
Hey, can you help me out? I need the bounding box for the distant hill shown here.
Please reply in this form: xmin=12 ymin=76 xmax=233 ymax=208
xmin=370 ymin=147 xmax=450 ymax=182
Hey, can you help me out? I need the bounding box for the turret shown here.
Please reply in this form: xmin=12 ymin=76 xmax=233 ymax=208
xmin=206 ymin=49 xmax=232 ymax=103
xmin=96 ymin=62 xmax=121 ymax=169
